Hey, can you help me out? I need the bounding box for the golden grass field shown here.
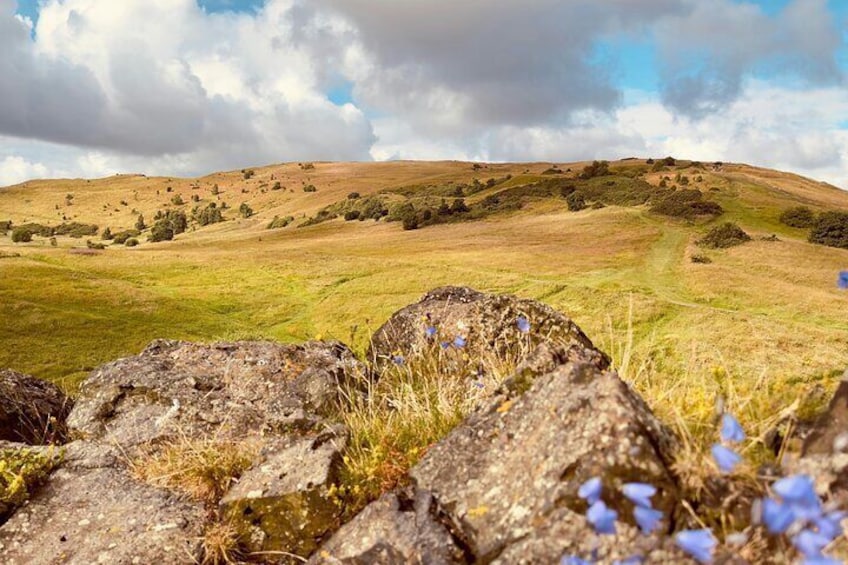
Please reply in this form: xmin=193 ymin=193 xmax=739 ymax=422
xmin=1 ymin=158 xmax=847 ymax=452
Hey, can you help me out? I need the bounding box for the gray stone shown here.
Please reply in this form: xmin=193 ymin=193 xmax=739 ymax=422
xmin=0 ymin=441 xmax=205 ymax=564
xmin=368 ymin=286 xmax=609 ymax=370
xmin=220 ymin=430 xmax=348 ymax=559
xmin=0 ymin=369 xmax=73 ymax=445
xmin=68 ymin=340 xmax=362 ymax=449
xmin=309 ymin=490 xmax=466 ymax=565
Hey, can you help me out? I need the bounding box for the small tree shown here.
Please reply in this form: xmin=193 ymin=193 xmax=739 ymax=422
xmin=239 ymin=203 xmax=254 ymax=219
xmin=566 ymin=192 xmax=587 ymax=212
xmin=809 ymin=211 xmax=848 ymax=249
xmin=11 ymin=228 xmax=32 ymax=243
xmin=102 ymin=227 xmax=113 ymax=240
xmin=211 ymin=184 xmax=220 ymax=195
xmin=450 ymin=198 xmax=469 ymax=214
xmin=135 ymin=214 xmax=146 ymax=231
xmin=171 ymin=195 xmax=184 ymax=205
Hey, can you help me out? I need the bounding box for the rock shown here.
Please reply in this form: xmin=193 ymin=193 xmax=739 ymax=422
xmin=315 ymin=343 xmax=689 ymax=563
xmin=368 ymin=286 xmax=609 ymax=369
xmin=0 ymin=441 xmax=206 ymax=564
xmin=0 ymin=369 xmax=73 ymax=445
xmin=803 ymin=370 xmax=848 ymax=456
xmin=68 ymin=340 xmax=362 ymax=449
xmin=220 ymin=429 xmax=348 ymax=558
xmin=308 ymin=490 xmax=466 ymax=565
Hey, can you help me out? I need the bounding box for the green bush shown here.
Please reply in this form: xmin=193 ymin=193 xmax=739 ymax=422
xmin=267 ymin=215 xmax=294 ymax=229
xmin=579 ymin=160 xmax=610 ymax=180
xmin=303 ymin=185 xmax=317 ymax=193
xmin=152 ymin=210 xmax=187 ymax=236
xmin=149 ymin=221 xmax=175 ymax=242
xmin=242 ymin=169 xmax=255 ymax=180
xmin=0 ymin=220 xmax=10 ymax=235
xmin=17 ymin=223 xmax=53 ymax=238
xmin=347 ymin=192 xmax=361 ymax=200
xmin=112 ymin=230 xmax=140 ymax=245
xmin=11 ymin=228 xmax=32 ymax=243
xmin=402 ymin=214 xmax=419 ymax=230
xmin=101 ymin=227 xmax=113 ymax=240
xmin=54 ymin=222 xmax=98 ymax=238
xmin=135 ymin=214 xmax=146 ymax=231
xmin=809 ymin=211 xmax=848 ymax=249
xmin=238 ymin=203 xmax=254 ymax=219
xmin=650 ymin=189 xmax=723 ymax=219
xmin=450 ymin=198 xmax=469 ymax=214
xmin=691 ymin=253 xmax=712 ymax=264
xmin=566 ymin=192 xmax=586 ymax=212
xmin=344 ymin=210 xmax=361 ymax=221
xmin=125 ymin=238 xmax=139 ymax=247
xmin=698 ymin=223 xmax=751 ymax=249
xmin=779 ymin=206 xmax=817 ymax=228
xmin=86 ymin=240 xmax=106 ymax=250
xmin=193 ymin=203 xmax=224 ymax=227
xmin=171 ymin=195 xmax=184 ymax=205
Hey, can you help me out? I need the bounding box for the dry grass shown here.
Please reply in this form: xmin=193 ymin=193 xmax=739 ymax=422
xmin=197 ymin=521 xmax=244 ymax=565
xmin=130 ymin=437 xmax=259 ymax=507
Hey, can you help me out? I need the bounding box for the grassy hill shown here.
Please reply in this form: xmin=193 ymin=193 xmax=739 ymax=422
xmin=1 ymin=158 xmax=847 ymax=450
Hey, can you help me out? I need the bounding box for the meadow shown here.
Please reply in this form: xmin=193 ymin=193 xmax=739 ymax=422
xmin=1 ymin=158 xmax=847 ymax=454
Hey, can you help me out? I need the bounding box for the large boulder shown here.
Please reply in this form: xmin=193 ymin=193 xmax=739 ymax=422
xmin=0 ymin=441 xmax=206 ymax=564
xmin=368 ymin=286 xmax=609 ymax=369
xmin=316 ymin=343 xmax=690 ymax=563
xmin=0 ymin=369 xmax=72 ymax=445
xmin=220 ymin=430 xmax=347 ymax=557
xmin=68 ymin=339 xmax=362 ymax=448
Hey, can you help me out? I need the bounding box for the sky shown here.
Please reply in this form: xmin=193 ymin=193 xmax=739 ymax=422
xmin=1 ymin=0 xmax=848 ymax=188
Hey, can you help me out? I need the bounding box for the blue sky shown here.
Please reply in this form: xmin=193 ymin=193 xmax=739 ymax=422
xmin=2 ymin=0 xmax=848 ymax=188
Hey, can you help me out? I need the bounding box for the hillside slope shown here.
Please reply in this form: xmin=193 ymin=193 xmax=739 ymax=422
xmin=0 ymin=158 xmax=846 ymax=443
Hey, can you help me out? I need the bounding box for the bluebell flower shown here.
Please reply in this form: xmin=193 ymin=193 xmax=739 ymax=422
xmin=802 ymin=556 xmax=843 ymax=565
xmin=440 ymin=341 xmax=450 ymax=350
xmin=793 ymin=529 xmax=831 ymax=559
xmin=720 ymin=413 xmax=746 ymax=443
xmin=838 ymin=270 xmax=848 ymax=290
xmin=773 ymin=475 xmax=822 ymax=520
xmin=425 ymin=326 xmax=437 ymax=338
xmin=453 ymin=335 xmax=467 ymax=348
xmin=634 ymin=505 xmax=663 ymax=534
xmin=586 ymin=500 xmax=618 ymax=535
xmin=622 ymin=482 xmax=657 ymax=509
xmin=517 ymin=315 xmax=531 ymax=333
xmin=711 ymin=443 xmax=742 ymax=474
xmin=674 ymin=529 xmax=716 ymax=564
xmin=473 ymin=381 xmax=485 ymax=389
xmin=613 ymin=557 xmax=644 ymax=565
xmin=578 ymin=477 xmax=603 ymax=505
xmin=813 ymin=511 xmax=845 ymax=541
xmin=392 ymin=355 xmax=405 ymax=365
xmin=560 ymin=556 xmax=591 ymax=565
xmin=761 ymin=497 xmax=796 ymax=535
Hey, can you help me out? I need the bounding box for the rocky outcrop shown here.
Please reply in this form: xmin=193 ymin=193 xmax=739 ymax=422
xmin=1 ymin=340 xmax=364 ymax=564
xmin=314 ymin=342 xmax=690 ymax=564
xmin=368 ymin=286 xmax=609 ymax=369
xmin=68 ymin=339 xmax=362 ymax=447
xmin=0 ymin=369 xmax=72 ymax=445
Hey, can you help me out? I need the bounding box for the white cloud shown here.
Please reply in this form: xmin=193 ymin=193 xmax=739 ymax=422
xmin=0 ymin=156 xmax=49 ymax=186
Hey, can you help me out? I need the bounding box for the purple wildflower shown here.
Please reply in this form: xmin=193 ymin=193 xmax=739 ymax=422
xmin=761 ymin=497 xmax=796 ymax=535
xmin=773 ymin=475 xmax=822 ymax=520
xmin=425 ymin=326 xmax=437 ymax=338
xmin=517 ymin=315 xmax=531 ymax=333
xmin=838 ymin=271 xmax=848 ymax=290
xmin=586 ymin=500 xmax=617 ymax=535
xmin=711 ymin=444 xmax=742 ymax=474
xmin=622 ymin=482 xmax=657 ymax=509
xmin=634 ymin=506 xmax=663 ymax=534
xmin=578 ymin=477 xmax=602 ymax=505
xmin=674 ymin=529 xmax=716 ymax=564
xmin=793 ymin=529 xmax=831 ymax=559
xmin=453 ymin=335 xmax=466 ymax=348
xmin=720 ymin=413 xmax=746 ymax=443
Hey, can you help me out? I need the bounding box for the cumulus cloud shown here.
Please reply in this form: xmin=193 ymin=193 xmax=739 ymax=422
xmin=0 ymin=0 xmax=847 ymax=189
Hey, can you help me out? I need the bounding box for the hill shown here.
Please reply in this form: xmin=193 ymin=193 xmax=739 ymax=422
xmin=0 ymin=158 xmax=846 ymax=441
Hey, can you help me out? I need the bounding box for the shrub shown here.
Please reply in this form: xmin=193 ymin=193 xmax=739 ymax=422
xmin=86 ymin=240 xmax=106 ymax=250
xmin=112 ymin=229 xmax=140 ymax=245
xmin=267 ymin=215 xmax=294 ymax=229
xmin=135 ymin=214 xmax=146 ymax=231
xmin=779 ymin=206 xmax=817 ymax=228
xmin=49 ymin=237 xmax=57 ymax=247
xmin=450 ymin=198 xmax=469 ymax=214
xmin=124 ymin=238 xmax=139 ymax=247
xmin=17 ymin=223 xmax=53 ymax=238
xmin=646 ymin=158 xmax=655 ymax=164
xmin=211 ymin=184 xmax=220 ymax=196
xmin=11 ymin=228 xmax=32 ymax=243
xmin=54 ymin=222 xmax=98 ymax=238
xmin=238 ymin=203 xmax=253 ymax=219
xmin=344 ymin=210 xmax=361 ymax=221
xmin=663 ymin=156 xmax=676 ymax=166
xmin=171 ymin=195 xmax=184 ymax=205
xmin=0 ymin=220 xmax=11 ymax=235
xmin=579 ymin=160 xmax=610 ymax=180
xmin=402 ymin=214 xmax=418 ymax=231
xmin=271 ymin=182 xmax=282 ymax=191
xmin=191 ymin=194 xmax=200 ymax=203
xmin=193 ymin=203 xmax=224 ymax=226
xmin=101 ymin=228 xmax=113 ymax=241
xmin=809 ymin=211 xmax=848 ymax=249
xmin=149 ymin=221 xmax=174 ymax=242
xmin=303 ymin=185 xmax=317 ymax=193
xmin=650 ymin=189 xmax=723 ymax=219
xmin=566 ymin=192 xmax=587 ymax=212
xmin=691 ymin=253 xmax=712 ymax=264
xmin=242 ymin=169 xmax=255 ymax=180
xmin=347 ymin=192 xmax=361 ymax=200
xmin=300 ymin=162 xmax=315 ymax=170
xmin=698 ymin=223 xmax=751 ymax=249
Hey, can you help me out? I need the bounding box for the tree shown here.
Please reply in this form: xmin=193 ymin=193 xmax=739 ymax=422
xmin=450 ymin=198 xmax=469 ymax=214
xmin=102 ymin=227 xmax=113 ymax=240
xmin=239 ymin=203 xmax=254 ymax=218
xmin=135 ymin=214 xmax=146 ymax=231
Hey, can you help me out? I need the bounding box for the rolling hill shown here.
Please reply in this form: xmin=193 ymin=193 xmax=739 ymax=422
xmin=1 ymin=158 xmax=847 ymax=449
